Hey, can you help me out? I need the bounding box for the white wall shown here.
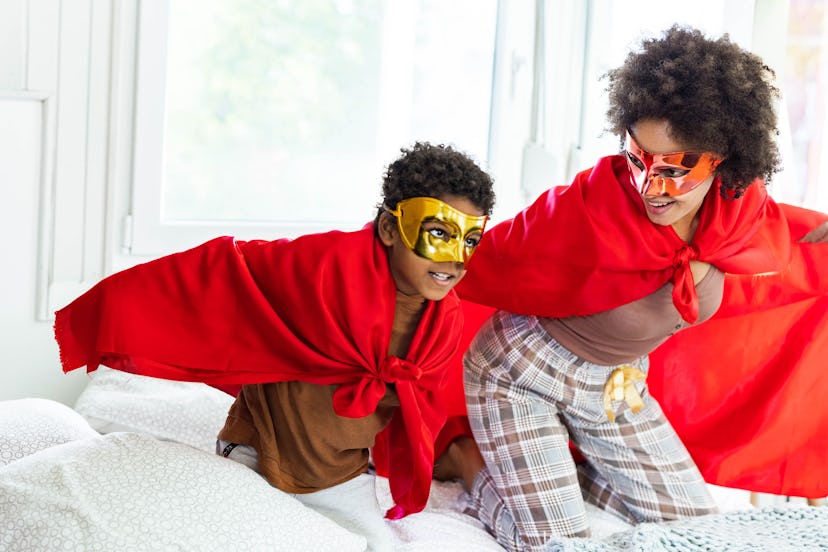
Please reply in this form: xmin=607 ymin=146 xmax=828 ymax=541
xmin=0 ymin=0 xmax=119 ymax=405
xmin=0 ymin=94 xmax=87 ymax=403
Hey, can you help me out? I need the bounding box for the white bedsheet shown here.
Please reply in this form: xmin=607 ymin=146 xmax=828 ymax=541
xmin=3 ymin=428 xmax=825 ymax=552
xmin=3 ymin=374 xmax=818 ymax=552
xmin=0 ymin=432 xmax=367 ymax=552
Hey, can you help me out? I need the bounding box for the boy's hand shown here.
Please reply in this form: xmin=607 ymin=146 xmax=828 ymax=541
xmin=800 ymin=221 xmax=828 ymax=244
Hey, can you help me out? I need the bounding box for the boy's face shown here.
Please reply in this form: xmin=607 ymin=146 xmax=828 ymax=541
xmin=379 ymin=195 xmax=485 ymax=302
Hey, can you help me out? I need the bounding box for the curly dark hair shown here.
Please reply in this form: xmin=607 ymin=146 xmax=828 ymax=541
xmin=604 ymin=25 xmax=781 ymax=198
xmin=373 ymin=142 xmax=496 ymax=226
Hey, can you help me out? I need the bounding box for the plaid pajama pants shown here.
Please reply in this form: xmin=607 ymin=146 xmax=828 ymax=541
xmin=463 ymin=311 xmax=718 ymax=551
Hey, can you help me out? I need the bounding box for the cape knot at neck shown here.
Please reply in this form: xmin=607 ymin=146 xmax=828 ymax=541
xmin=673 ymin=244 xmax=698 ymax=269
xmin=380 ymin=356 xmax=423 ymax=383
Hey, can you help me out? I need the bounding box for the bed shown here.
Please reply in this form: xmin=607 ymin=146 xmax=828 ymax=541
xmin=2 ymin=368 xmax=826 ymax=551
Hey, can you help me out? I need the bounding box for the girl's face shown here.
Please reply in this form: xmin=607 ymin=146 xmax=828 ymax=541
xmin=628 ymin=119 xmax=719 ymax=240
xmin=380 ymin=194 xmax=484 ymax=301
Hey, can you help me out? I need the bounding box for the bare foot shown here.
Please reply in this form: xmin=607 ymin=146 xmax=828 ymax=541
xmin=433 ymin=436 xmax=485 ymax=491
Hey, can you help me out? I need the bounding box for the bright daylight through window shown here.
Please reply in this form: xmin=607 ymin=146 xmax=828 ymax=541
xmin=161 ymin=0 xmax=496 ymax=228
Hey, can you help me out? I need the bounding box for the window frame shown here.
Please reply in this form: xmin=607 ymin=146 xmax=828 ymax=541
xmin=122 ymin=0 xmax=805 ymax=265
xmin=131 ymin=1 xmax=346 ymax=256
xmin=127 ymin=0 xmax=512 ymax=258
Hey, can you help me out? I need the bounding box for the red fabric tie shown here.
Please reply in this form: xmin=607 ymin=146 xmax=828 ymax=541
xmin=381 ymin=356 xmax=423 ymax=382
xmin=332 ymin=356 xmax=423 ymax=418
xmin=671 ymin=243 xmax=700 ymax=324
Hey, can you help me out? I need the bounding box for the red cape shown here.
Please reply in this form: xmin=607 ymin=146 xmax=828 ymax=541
xmin=441 ymin=156 xmax=828 ymax=498
xmin=54 ymin=227 xmax=463 ymax=518
xmin=457 ymin=156 xmax=792 ymax=323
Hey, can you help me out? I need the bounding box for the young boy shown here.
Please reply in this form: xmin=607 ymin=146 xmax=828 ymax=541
xmin=54 ymin=142 xmax=496 ymax=551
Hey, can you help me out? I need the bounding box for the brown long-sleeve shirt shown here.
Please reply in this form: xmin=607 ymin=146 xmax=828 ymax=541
xmin=218 ymin=291 xmax=427 ymax=493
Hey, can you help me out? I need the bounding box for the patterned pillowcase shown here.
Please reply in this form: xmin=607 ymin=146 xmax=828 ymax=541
xmin=0 ymin=432 xmax=367 ymax=551
xmin=0 ymin=398 xmax=99 ymax=466
xmin=73 ymin=366 xmax=235 ymax=452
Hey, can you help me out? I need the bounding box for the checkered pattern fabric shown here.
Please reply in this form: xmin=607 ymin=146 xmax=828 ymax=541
xmin=463 ymin=311 xmax=717 ymax=551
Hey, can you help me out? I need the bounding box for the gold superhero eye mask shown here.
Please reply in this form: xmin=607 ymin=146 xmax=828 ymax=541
xmin=386 ymin=197 xmax=488 ymax=265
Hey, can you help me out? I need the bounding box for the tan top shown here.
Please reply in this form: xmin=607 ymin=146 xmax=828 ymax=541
xmin=539 ymin=267 xmax=724 ymax=365
xmin=218 ymin=291 xmax=426 ymax=493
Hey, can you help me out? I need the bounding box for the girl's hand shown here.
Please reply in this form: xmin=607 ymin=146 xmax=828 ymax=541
xmin=800 ymin=221 xmax=828 ymax=243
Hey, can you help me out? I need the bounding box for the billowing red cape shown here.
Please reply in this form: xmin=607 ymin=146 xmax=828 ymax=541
xmin=54 ymin=227 xmax=463 ymax=518
xmin=442 ymin=155 xmax=828 ymax=498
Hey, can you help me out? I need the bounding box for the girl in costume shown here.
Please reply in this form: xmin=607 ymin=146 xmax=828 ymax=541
xmin=54 ymin=142 xmax=496 ymax=551
xmin=434 ymin=26 xmax=828 ymax=550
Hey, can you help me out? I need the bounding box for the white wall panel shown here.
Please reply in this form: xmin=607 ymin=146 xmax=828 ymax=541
xmin=51 ymin=1 xmax=91 ymax=284
xmin=0 ymin=96 xmax=88 ymax=404
xmin=43 ymin=0 xmax=116 ymax=315
xmin=0 ymin=0 xmax=114 ymax=405
xmin=27 ymin=0 xmax=60 ymax=90
xmin=0 ymin=0 xmax=26 ymax=89
xmin=82 ymin=1 xmax=112 ymax=283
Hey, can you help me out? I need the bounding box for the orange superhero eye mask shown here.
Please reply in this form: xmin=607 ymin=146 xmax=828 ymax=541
xmin=624 ymin=131 xmax=722 ymax=197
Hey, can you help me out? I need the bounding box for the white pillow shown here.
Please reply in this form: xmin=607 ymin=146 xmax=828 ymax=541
xmin=73 ymin=365 xmax=235 ymax=452
xmin=0 ymin=432 xmax=367 ymax=552
xmin=0 ymin=398 xmax=99 ymax=466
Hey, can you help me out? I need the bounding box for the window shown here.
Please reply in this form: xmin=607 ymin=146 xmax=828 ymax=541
xmin=130 ymin=0 xmax=497 ymax=256
xmin=126 ymin=0 xmax=826 ymax=260
xmin=781 ymin=0 xmax=828 ymax=210
xmin=549 ymin=0 xmax=756 ymax=176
